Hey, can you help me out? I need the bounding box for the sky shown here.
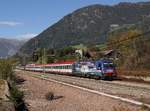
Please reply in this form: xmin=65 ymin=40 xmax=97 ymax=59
xmin=0 ymin=0 xmax=149 ymax=39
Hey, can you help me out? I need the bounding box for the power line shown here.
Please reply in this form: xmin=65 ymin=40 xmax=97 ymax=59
xmin=100 ymin=30 xmax=150 ymax=50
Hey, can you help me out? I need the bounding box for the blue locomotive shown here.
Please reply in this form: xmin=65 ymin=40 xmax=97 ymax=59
xmin=95 ymin=59 xmax=117 ymax=79
xmin=72 ymin=59 xmax=117 ymax=80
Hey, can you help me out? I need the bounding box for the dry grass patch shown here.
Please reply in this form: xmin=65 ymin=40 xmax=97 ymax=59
xmin=141 ymin=104 xmax=150 ymax=111
xmin=113 ymin=105 xmax=150 ymax=111
xmin=0 ymin=80 xmax=7 ymax=99
xmin=0 ymin=80 xmax=5 ymax=89
xmin=117 ymin=69 xmax=150 ymax=77
xmin=113 ymin=106 xmax=133 ymax=111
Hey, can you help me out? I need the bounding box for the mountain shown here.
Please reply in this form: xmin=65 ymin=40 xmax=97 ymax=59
xmin=20 ymin=2 xmax=150 ymax=55
xmin=107 ymin=16 xmax=150 ymax=69
xmin=0 ymin=38 xmax=26 ymax=58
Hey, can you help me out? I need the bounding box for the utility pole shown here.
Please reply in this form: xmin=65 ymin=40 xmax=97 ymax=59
xmin=23 ymin=56 xmax=26 ymax=70
xmin=43 ymin=48 xmax=46 ymax=74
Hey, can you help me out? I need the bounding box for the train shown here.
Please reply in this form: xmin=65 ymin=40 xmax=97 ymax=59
xmin=20 ymin=59 xmax=117 ymax=80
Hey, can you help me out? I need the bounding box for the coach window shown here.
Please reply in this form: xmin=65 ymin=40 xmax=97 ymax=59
xmin=69 ymin=65 xmax=72 ymax=69
xmin=66 ymin=65 xmax=68 ymax=69
xmin=60 ymin=66 xmax=63 ymax=69
xmin=68 ymin=65 xmax=70 ymax=69
xmin=65 ymin=66 xmax=67 ymax=69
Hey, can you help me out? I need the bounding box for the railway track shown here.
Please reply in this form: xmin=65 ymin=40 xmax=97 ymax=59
xmin=16 ymin=70 xmax=150 ymax=108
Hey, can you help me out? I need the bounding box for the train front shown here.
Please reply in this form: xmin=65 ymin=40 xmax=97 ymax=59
xmin=96 ymin=60 xmax=117 ymax=80
xmin=103 ymin=62 xmax=117 ymax=79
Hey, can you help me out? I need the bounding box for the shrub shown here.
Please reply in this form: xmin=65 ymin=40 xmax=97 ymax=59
xmin=0 ymin=59 xmax=14 ymax=80
xmin=45 ymin=92 xmax=54 ymax=101
xmin=0 ymin=59 xmax=27 ymax=110
xmin=7 ymin=83 xmax=24 ymax=109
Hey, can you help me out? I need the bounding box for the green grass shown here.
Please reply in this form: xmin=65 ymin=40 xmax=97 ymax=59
xmin=95 ymin=44 xmax=107 ymax=50
xmin=40 ymin=74 xmax=49 ymax=78
xmin=72 ymin=44 xmax=87 ymax=49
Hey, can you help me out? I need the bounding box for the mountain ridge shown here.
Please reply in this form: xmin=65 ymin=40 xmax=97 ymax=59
xmin=20 ymin=2 xmax=150 ymax=55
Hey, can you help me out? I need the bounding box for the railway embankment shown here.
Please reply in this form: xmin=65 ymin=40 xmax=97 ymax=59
xmin=0 ymin=78 xmax=28 ymax=111
xmin=0 ymin=60 xmax=27 ymax=111
xmin=0 ymin=79 xmax=15 ymax=111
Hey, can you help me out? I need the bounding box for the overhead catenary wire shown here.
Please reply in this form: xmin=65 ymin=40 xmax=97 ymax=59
xmin=100 ymin=30 xmax=150 ymax=50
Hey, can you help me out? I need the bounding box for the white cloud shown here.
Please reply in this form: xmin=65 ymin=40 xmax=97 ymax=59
xmin=0 ymin=21 xmax=23 ymax=26
xmin=0 ymin=33 xmax=38 ymax=40
xmin=16 ymin=33 xmax=38 ymax=40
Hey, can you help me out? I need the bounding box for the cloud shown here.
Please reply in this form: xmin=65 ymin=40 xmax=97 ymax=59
xmin=0 ymin=33 xmax=38 ymax=40
xmin=0 ymin=21 xmax=23 ymax=26
xmin=16 ymin=33 xmax=38 ymax=40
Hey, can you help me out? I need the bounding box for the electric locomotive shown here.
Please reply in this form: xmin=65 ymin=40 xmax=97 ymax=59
xmin=72 ymin=59 xmax=117 ymax=79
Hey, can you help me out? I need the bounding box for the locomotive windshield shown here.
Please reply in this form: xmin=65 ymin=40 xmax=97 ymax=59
xmin=103 ymin=63 xmax=114 ymax=69
xmin=88 ymin=66 xmax=94 ymax=69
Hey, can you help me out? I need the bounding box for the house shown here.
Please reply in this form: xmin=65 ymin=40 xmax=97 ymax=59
xmin=101 ymin=49 xmax=120 ymax=60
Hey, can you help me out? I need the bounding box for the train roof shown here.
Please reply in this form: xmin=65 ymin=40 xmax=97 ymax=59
xmin=96 ymin=59 xmax=113 ymax=63
xmin=26 ymin=61 xmax=75 ymax=67
xmin=45 ymin=61 xmax=74 ymax=66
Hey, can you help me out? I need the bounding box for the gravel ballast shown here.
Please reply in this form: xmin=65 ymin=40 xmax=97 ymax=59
xmin=16 ymin=70 xmax=142 ymax=111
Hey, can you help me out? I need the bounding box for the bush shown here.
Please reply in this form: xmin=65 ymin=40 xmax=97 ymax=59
xmin=45 ymin=92 xmax=54 ymax=101
xmin=7 ymin=82 xmax=24 ymax=107
xmin=0 ymin=59 xmax=27 ymax=110
xmin=0 ymin=59 xmax=14 ymax=80
xmin=7 ymin=82 xmax=27 ymax=111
